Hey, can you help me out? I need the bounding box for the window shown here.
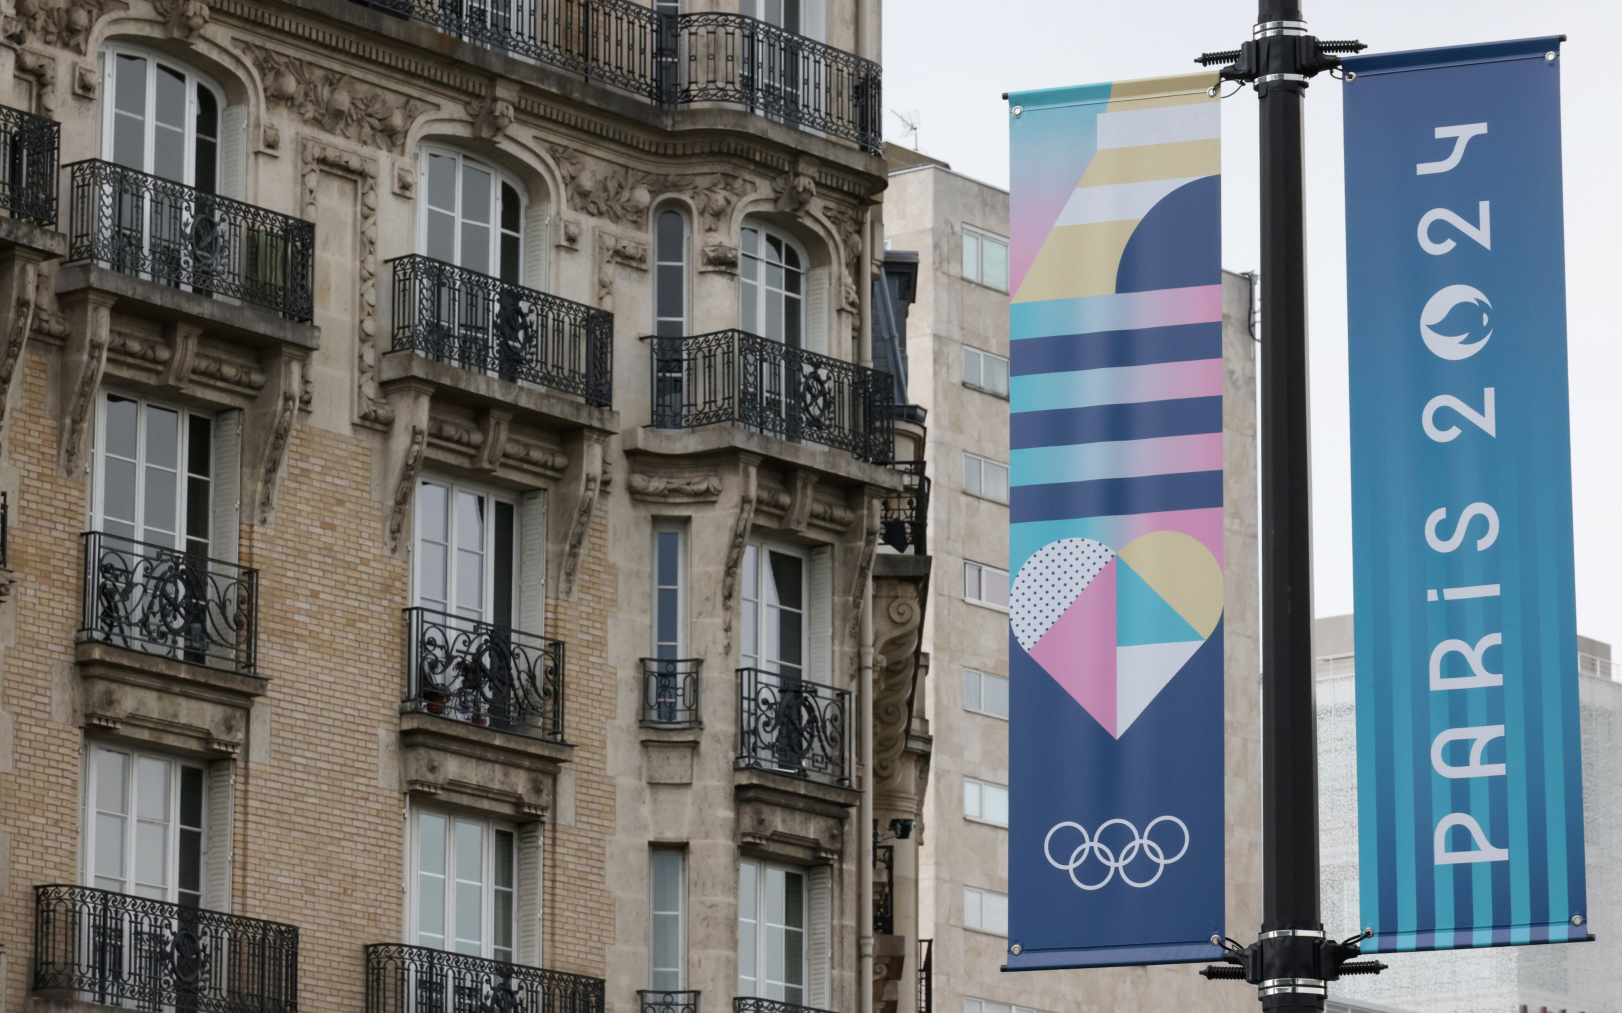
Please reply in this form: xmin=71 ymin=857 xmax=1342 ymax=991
xmin=103 ymin=47 xmax=222 ymax=189
xmin=654 ymin=209 xmax=688 ymax=337
xmin=962 ymin=453 xmax=1009 ymax=504
xmin=740 ymin=0 xmax=799 ymax=31
xmin=963 ymin=669 xmax=1009 ymax=719
xmin=653 ymin=526 xmax=687 ymax=659
xmin=741 ymin=225 xmax=805 ymax=349
xmin=738 ymin=859 xmax=806 ymax=1003
xmin=964 ymin=562 xmax=1009 ymax=611
xmin=964 ymin=998 xmax=1056 ymax=1013
xmin=962 ymin=886 xmax=1008 ymax=935
xmin=963 ymin=778 xmax=1009 ymax=827
xmin=414 ymin=479 xmax=518 ymax=627
xmin=962 ymin=226 xmax=1009 ymax=292
xmin=411 ymin=807 xmax=516 ymax=961
xmin=92 ymin=392 xmax=213 ymax=553
xmin=962 ymin=346 xmax=1010 ymax=398
xmin=420 ymin=147 xmax=525 ymax=283
xmin=85 ymin=744 xmax=206 ymax=905
xmin=740 ymin=544 xmax=806 ymax=680
xmin=650 ymin=849 xmax=685 ymax=989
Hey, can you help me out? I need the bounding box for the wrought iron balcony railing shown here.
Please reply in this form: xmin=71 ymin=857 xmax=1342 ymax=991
xmin=33 ymin=885 xmax=299 ymax=1013
xmin=737 ymin=667 xmax=849 ymax=785
xmin=916 ymin=939 xmax=932 ymax=1013
xmin=390 ymin=254 xmax=613 ymax=407
xmin=641 ymin=991 xmax=700 ymax=1013
xmin=352 ymin=0 xmax=881 ymax=152
xmin=67 ymin=160 xmax=315 ymax=320
xmin=1 ymin=490 xmax=9 ymax=571
xmin=652 ymin=331 xmax=895 ymax=464
xmin=366 ymin=943 xmax=604 ymax=1013
xmin=640 ymin=657 xmax=701 ymax=727
xmin=733 ymin=999 xmax=837 ymax=1013
xmin=404 ymin=606 xmax=565 ymax=740
xmin=80 ymin=531 xmax=258 ymax=675
xmin=873 ymin=844 xmax=894 ymax=935
xmin=0 ymin=104 xmax=58 ymax=226
xmin=880 ymin=460 xmax=928 ymax=555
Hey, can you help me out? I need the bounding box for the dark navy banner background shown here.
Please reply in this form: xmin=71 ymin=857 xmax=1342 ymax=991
xmin=1343 ymin=39 xmax=1587 ymax=953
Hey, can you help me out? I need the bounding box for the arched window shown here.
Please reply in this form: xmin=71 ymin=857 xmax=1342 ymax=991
xmin=101 ymin=46 xmax=224 ymax=191
xmin=418 ymin=146 xmax=526 ymax=283
xmin=654 ymin=208 xmax=688 ymax=337
xmin=741 ymin=223 xmax=805 ymax=349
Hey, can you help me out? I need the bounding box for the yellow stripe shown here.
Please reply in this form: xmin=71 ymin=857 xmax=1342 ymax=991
xmin=1011 ymin=220 xmax=1139 ymax=304
xmin=1106 ymin=71 xmax=1220 ymax=113
xmin=1075 ymin=139 xmax=1220 ymax=188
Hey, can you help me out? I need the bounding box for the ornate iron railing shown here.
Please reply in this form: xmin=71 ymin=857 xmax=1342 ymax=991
xmin=390 ymin=254 xmax=613 ymax=407
xmin=916 ymin=939 xmax=931 ymax=1013
xmin=1 ymin=490 xmax=9 ymax=570
xmin=351 ymin=0 xmax=880 ymax=152
xmin=33 ymin=885 xmax=298 ymax=1013
xmin=640 ymin=657 xmax=701 ymax=727
xmin=651 ymin=331 xmax=895 ymax=463
xmin=880 ymin=460 xmax=928 ymax=555
xmin=0 ymin=104 xmax=58 ymax=226
xmin=873 ymin=844 xmax=894 ymax=934
xmin=366 ymin=943 xmax=603 ymax=1013
xmin=79 ymin=531 xmax=258 ymax=674
xmin=732 ymin=999 xmax=836 ymax=1013
xmin=736 ymin=667 xmax=849 ymax=785
xmin=67 ymin=160 xmax=314 ymax=320
xmin=403 ymin=606 xmax=565 ymax=740
xmin=640 ymin=991 xmax=699 ymax=1013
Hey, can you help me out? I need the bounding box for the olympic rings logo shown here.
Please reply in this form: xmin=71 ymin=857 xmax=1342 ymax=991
xmin=1043 ymin=816 xmax=1190 ymax=890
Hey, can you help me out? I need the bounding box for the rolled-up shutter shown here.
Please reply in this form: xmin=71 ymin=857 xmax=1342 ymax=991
xmin=516 ymin=822 xmax=543 ymax=965
xmin=220 ymin=107 xmax=247 ymax=201
xmin=807 ymin=864 xmax=832 ymax=1007
xmin=524 ymin=205 xmax=551 ymax=292
xmin=204 ymin=761 xmax=234 ymax=911
xmin=808 ymin=546 xmax=832 ymax=685
xmin=519 ymin=491 xmax=547 ymax=635
xmin=212 ymin=410 xmax=241 ymax=563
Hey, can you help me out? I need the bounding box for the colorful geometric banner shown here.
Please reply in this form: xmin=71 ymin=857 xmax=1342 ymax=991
xmin=1343 ymin=38 xmax=1587 ymax=953
xmin=1004 ymin=71 xmax=1225 ymax=970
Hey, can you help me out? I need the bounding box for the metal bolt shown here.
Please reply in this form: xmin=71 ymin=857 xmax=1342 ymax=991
xmin=1345 ymin=70 xmax=1356 ymax=82
xmin=1011 ymin=105 xmax=1024 ymax=117
xmin=1207 ymin=84 xmax=1219 ymax=97
xmin=1546 ymin=51 xmax=1558 ymax=62
xmin=1210 ymin=934 xmax=1222 ymax=946
xmin=1009 ymin=944 xmax=1023 ymax=955
xmin=1572 ymin=914 xmax=1585 ymax=926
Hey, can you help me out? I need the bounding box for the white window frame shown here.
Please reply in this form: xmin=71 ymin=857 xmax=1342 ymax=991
xmin=962 ymin=668 xmax=1009 ymax=720
xmin=961 ymin=225 xmax=1009 ymax=292
xmin=962 ymin=452 xmax=1010 ymax=504
xmin=740 ymin=541 xmax=810 ymax=678
xmin=416 ymin=145 xmax=528 ymax=281
xmin=653 ymin=207 xmax=690 ymax=338
xmin=651 ymin=524 xmax=689 ymax=659
xmin=740 ymin=222 xmax=808 ymax=348
xmin=963 ymin=561 xmax=1009 ymax=612
xmin=412 ymin=476 xmax=521 ymax=626
xmin=962 ymin=885 xmax=1008 ymax=936
xmin=407 ymin=805 xmax=518 ymax=961
xmin=962 ymin=777 xmax=1010 ymax=828
xmin=91 ymin=390 xmax=214 ymax=554
xmin=650 ymin=847 xmax=686 ymax=990
xmin=962 ymin=345 xmax=1010 ymax=399
xmin=737 ymin=858 xmax=809 ymax=1004
xmin=100 ymin=44 xmax=225 ymax=189
xmin=83 ymin=743 xmax=207 ymax=905
xmin=964 ymin=997 xmax=1057 ymax=1013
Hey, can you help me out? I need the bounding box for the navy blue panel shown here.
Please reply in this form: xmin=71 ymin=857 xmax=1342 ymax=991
xmin=1010 ymin=471 xmax=1222 ymax=524
xmin=1011 ymin=396 xmax=1222 ymax=450
xmin=1010 ymin=322 xmax=1222 ymax=377
xmin=1114 ymin=176 xmax=1221 ymax=294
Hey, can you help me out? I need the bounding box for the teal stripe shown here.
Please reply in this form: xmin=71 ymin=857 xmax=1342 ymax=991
xmin=1007 ymin=81 xmax=1113 ymax=112
xmin=1389 ymin=524 xmax=1418 ymax=938
xmin=1499 ymin=469 xmax=1533 ymax=943
xmin=1536 ymin=471 xmax=1570 ymax=932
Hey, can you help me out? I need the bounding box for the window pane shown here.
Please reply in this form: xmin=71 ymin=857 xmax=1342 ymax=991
xmin=985 ymin=784 xmax=1009 ymax=826
xmin=963 ymin=669 xmax=981 ymax=711
xmin=493 ymin=501 xmax=514 ymax=629
xmin=963 ymin=779 xmax=980 ymax=819
xmin=984 ymin=237 xmax=1009 ymax=291
xmin=136 ymin=756 xmax=170 ymax=820
xmin=651 ymin=851 xmax=683 ymax=989
xmin=986 ymin=352 xmax=1010 ymax=396
xmin=963 ymin=454 xmax=981 ymax=496
xmin=657 ymin=211 xmax=684 ymax=264
xmin=462 ymin=166 xmax=492 ymax=224
xmin=454 ymin=820 xmax=484 ymax=954
xmin=493 ymin=830 xmax=515 ymax=962
xmin=964 ymin=887 xmax=981 ymax=929
xmin=962 ymin=346 xmax=981 ymax=388
xmin=982 ymin=672 xmax=1009 ymax=718
xmin=153 ymin=66 xmax=187 ymax=183
xmin=986 ymin=461 xmax=1009 ymax=503
xmin=737 ymin=862 xmax=758 ymax=994
xmin=427 ymin=209 xmax=456 ymax=263
xmin=985 ymin=891 xmax=1008 ymax=934
xmin=964 ymin=563 xmax=980 ymax=601
xmin=112 ymin=56 xmax=149 ymax=171
xmin=194 ymin=86 xmax=218 ymax=194
xmin=500 ymin=182 xmax=522 ymax=233
xmin=417 ymin=812 xmax=447 ymax=947
xmin=426 ymin=154 xmax=457 ymax=212
xmin=105 ymin=394 xmax=140 ymax=460
xmin=97 ymin=749 xmax=130 ymax=814
xmin=657 ymin=264 xmax=684 ymax=323
xmin=962 ymin=231 xmax=980 ymax=283
xmin=985 ymin=568 xmax=1009 ymax=608
xmin=95 ymin=812 xmax=127 ymax=885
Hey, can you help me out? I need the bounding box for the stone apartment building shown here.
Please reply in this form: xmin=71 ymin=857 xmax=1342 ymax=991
xmin=882 ymin=150 xmax=1264 ymax=1013
xmin=0 ymin=3 xmax=933 ymax=1013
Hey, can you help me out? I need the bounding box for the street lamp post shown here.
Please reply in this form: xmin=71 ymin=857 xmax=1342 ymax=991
xmin=1194 ymin=3 xmax=1387 ymax=1010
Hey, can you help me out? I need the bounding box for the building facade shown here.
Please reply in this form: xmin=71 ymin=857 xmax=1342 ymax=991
xmin=882 ymin=153 xmax=1262 ymax=1013
xmin=0 ymin=4 xmax=931 ymax=1013
xmin=1316 ymin=616 xmax=1622 ymax=1013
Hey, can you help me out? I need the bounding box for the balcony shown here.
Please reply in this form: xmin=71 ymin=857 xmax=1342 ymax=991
xmin=651 ymin=331 xmax=895 ymax=464
xmin=365 ymin=943 xmax=603 ymax=1013
xmin=33 ymin=884 xmax=299 ymax=1013
xmin=404 ymin=606 xmax=565 ymax=740
xmin=640 ymin=657 xmax=701 ymax=728
xmin=67 ymin=160 xmax=314 ymax=321
xmin=733 ymin=999 xmax=836 ymax=1013
xmin=641 ymin=991 xmax=700 ymax=1013
xmin=390 ymin=254 xmax=613 ymax=408
xmin=879 ymin=461 xmax=928 ymax=554
xmin=352 ymin=0 xmax=880 ymax=152
xmin=79 ymin=531 xmax=258 ymax=675
xmin=737 ymin=667 xmax=849 ymax=785
xmin=0 ymin=103 xmax=58 ymax=226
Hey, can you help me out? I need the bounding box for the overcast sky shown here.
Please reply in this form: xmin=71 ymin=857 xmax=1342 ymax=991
xmin=884 ymin=0 xmax=1622 ymax=652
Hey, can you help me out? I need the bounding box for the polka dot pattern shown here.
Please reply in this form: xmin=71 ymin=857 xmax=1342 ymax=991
xmin=1011 ymin=537 xmax=1116 ymax=651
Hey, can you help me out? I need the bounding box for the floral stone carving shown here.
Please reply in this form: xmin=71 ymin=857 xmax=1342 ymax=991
xmin=240 ymin=42 xmax=432 ymax=155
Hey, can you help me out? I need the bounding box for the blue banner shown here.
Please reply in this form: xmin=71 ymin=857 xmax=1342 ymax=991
xmin=1004 ymin=72 xmax=1224 ymax=970
xmin=1343 ymin=38 xmax=1587 ymax=953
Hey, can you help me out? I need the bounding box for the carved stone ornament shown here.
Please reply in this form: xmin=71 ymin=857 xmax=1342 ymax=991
xmin=627 ymin=471 xmax=723 ymax=503
xmin=721 ymin=462 xmax=759 ymax=656
xmin=773 ymin=171 xmax=816 ymax=216
xmin=555 ymin=433 xmax=605 ymax=600
xmin=557 ymin=218 xmax=581 ymax=251
xmin=152 ymin=0 xmax=208 ymax=39
xmin=13 ymin=49 xmax=58 ymax=115
xmin=387 ymin=425 xmax=427 ymax=552
xmin=847 ymin=497 xmax=881 ymax=640
xmin=872 ymin=584 xmax=925 ymax=787
xmin=0 ymin=261 xmax=39 ymax=436
xmin=821 ymin=202 xmax=865 ymax=297
xmin=299 ymin=139 xmax=389 ymax=426
xmin=699 ymin=242 xmax=738 ymax=275
xmin=72 ymin=61 xmax=97 ymax=98
xmin=468 ymin=94 xmax=514 ymax=140
xmin=393 ymin=160 xmax=415 ymax=198
xmin=261 ymin=123 xmax=280 ymax=154
xmin=547 ymin=143 xmax=755 ymax=233
xmin=8 ymin=0 xmax=127 ymax=55
xmin=503 ymin=438 xmax=568 ymax=475
xmin=595 ymin=229 xmax=648 ymax=311
xmin=240 ymin=42 xmax=432 ymax=155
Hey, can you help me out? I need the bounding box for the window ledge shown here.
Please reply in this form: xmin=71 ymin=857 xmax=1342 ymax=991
xmin=399 ymin=711 xmax=574 ymax=819
xmin=963 ymin=815 xmax=1009 ymax=830
xmin=625 ymin=424 xmax=904 ymax=491
xmin=734 ymin=765 xmax=861 ymax=864
xmin=962 ymin=490 xmax=1010 ymax=506
xmin=380 ymin=349 xmax=619 ymax=435
xmin=74 ymin=640 xmax=268 ymax=757
xmin=964 ymin=598 xmax=1010 ymax=614
xmin=961 ymin=382 xmax=1011 ymax=400
xmin=56 ymin=263 xmax=320 ymax=352
xmin=0 ymin=216 xmax=67 ymax=260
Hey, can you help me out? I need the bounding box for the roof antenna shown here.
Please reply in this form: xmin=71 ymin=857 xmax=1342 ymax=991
xmin=890 ymin=109 xmax=921 ymax=150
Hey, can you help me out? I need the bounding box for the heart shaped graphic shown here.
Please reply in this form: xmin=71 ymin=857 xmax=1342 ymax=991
xmin=1011 ymin=532 xmax=1223 ymax=738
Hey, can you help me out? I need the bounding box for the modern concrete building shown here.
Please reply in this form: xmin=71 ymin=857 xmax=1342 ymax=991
xmin=882 ymin=149 xmax=1262 ymax=1013
xmin=0 ymin=5 xmax=932 ymax=1013
xmin=1317 ymin=616 xmax=1622 ymax=1013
